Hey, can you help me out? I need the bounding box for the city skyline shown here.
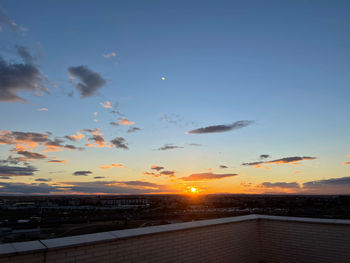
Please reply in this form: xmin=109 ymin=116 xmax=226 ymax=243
xmin=0 ymin=0 xmax=350 ymax=195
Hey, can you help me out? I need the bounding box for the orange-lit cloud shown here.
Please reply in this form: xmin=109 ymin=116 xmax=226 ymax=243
xmin=48 ymin=160 xmax=66 ymax=163
xmin=181 ymin=172 xmax=238 ymax=181
xmin=99 ymin=163 xmax=126 ymax=169
xmin=151 ymin=165 xmax=164 ymax=171
xmin=118 ymin=118 xmax=135 ymax=126
xmin=100 ymin=101 xmax=112 ymax=108
xmin=0 ymin=130 xmax=83 ymax=153
xmin=64 ymin=132 xmax=85 ymax=142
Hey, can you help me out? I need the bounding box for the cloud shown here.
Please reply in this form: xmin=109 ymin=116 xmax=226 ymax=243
xmin=156 ymin=144 xmax=183 ymax=151
xmin=260 ymin=154 xmax=270 ymax=159
xmin=344 ymin=162 xmax=350 ymax=165
xmin=47 ymin=160 xmax=66 ymax=163
xmin=60 ymin=180 xmax=173 ymax=194
xmin=259 ymin=182 xmax=301 ymax=189
xmin=256 ymin=177 xmax=350 ymax=194
xmin=35 ymin=178 xmax=52 ymax=182
xmin=0 ymin=182 xmax=62 ymax=194
xmin=64 ymin=132 xmax=85 ymax=142
xmin=151 ymin=165 xmax=164 ymax=171
xmin=16 ymin=150 xmax=47 ymax=160
xmin=0 ymin=5 xmax=25 ymax=32
xmin=242 ymin=156 xmax=317 ymax=169
xmin=143 ymin=172 xmax=156 ymax=176
xmin=110 ymin=137 xmax=129 ymax=150
xmin=0 ymin=164 xmax=37 ymax=176
xmin=94 ymin=176 xmax=105 ymax=179
xmin=119 ymin=118 xmax=135 ymax=126
xmin=103 ymin=52 xmax=116 ymax=59
xmin=73 ymin=170 xmax=92 ymax=176
xmin=86 ymin=132 xmax=110 ymax=148
xmin=99 ymin=163 xmax=125 ymax=169
xmin=16 ymin=45 xmax=34 ymax=64
xmin=0 ymin=176 xmax=11 ymax=179
xmin=181 ymin=172 xmax=238 ymax=181
xmin=38 ymin=108 xmax=48 ymax=111
xmin=100 ymin=101 xmax=112 ymax=108
xmin=219 ymin=165 xmax=228 ymax=169
xmin=158 ymin=114 xmax=183 ymax=125
xmin=0 ymin=130 xmax=84 ymax=152
xmin=127 ymin=127 xmax=141 ymax=133
xmin=187 ymin=120 xmax=254 ymax=134
xmin=188 ymin=143 xmax=202 ymax=146
xmin=0 ymin=48 xmax=47 ymax=102
xmin=67 ymin=66 xmax=106 ymax=98
xmin=160 ymin=170 xmax=175 ymax=177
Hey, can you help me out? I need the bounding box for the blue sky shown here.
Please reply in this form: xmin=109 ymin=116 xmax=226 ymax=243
xmin=0 ymin=0 xmax=350 ymax=195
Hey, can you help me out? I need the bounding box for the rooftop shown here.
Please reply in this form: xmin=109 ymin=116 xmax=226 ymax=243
xmin=1 ymin=214 xmax=350 ymax=262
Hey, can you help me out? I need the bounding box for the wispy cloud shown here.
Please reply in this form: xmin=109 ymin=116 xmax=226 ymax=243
xmin=181 ymin=172 xmax=238 ymax=181
xmin=99 ymin=163 xmax=126 ymax=169
xmin=187 ymin=120 xmax=254 ymax=134
xmin=38 ymin=108 xmax=48 ymax=111
xmin=242 ymin=156 xmax=317 ymax=169
xmin=64 ymin=132 xmax=85 ymax=142
xmin=0 ymin=5 xmax=26 ymax=32
xmin=127 ymin=127 xmax=141 ymax=133
xmin=68 ymin=66 xmax=106 ymax=98
xmin=151 ymin=165 xmax=164 ymax=171
xmin=103 ymin=52 xmax=116 ymax=59
xmin=156 ymin=144 xmax=183 ymax=151
xmin=100 ymin=101 xmax=112 ymax=108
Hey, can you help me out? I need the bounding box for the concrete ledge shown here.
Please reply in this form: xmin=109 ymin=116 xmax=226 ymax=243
xmin=1 ymin=214 xmax=350 ymax=257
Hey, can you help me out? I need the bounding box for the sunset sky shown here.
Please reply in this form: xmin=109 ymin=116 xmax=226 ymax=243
xmin=0 ymin=0 xmax=350 ymax=195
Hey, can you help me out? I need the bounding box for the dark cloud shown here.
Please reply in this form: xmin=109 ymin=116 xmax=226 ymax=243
xmin=151 ymin=165 xmax=164 ymax=171
xmin=303 ymin=177 xmax=350 ymax=188
xmin=0 ymin=48 xmax=47 ymax=102
xmin=242 ymin=156 xmax=317 ymax=169
xmin=260 ymin=182 xmax=300 ymax=189
xmin=94 ymin=176 xmax=105 ymax=179
xmin=143 ymin=172 xmax=156 ymax=176
xmin=73 ymin=170 xmax=92 ymax=176
xmin=110 ymin=137 xmax=129 ymax=149
xmin=260 ymin=154 xmax=270 ymax=159
xmin=219 ymin=165 xmax=228 ymax=169
xmin=0 ymin=164 xmax=37 ymax=176
xmin=160 ymin=170 xmax=175 ymax=177
xmin=0 ymin=5 xmax=25 ymax=32
xmin=187 ymin=120 xmax=254 ymax=134
xmin=0 ymin=182 xmax=62 ymax=194
xmin=62 ymin=180 xmax=173 ymax=194
xmin=16 ymin=150 xmax=47 ymax=160
xmin=127 ymin=127 xmax=141 ymax=133
xmin=68 ymin=66 xmax=106 ymax=98
xmin=0 ymin=176 xmax=11 ymax=179
xmin=156 ymin=144 xmax=183 ymax=151
xmin=35 ymin=178 xmax=52 ymax=182
xmin=110 ymin=121 xmax=119 ymax=126
xmin=181 ymin=172 xmax=238 ymax=181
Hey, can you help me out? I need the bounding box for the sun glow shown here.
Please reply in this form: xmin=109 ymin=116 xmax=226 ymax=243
xmin=190 ymin=187 xmax=198 ymax=193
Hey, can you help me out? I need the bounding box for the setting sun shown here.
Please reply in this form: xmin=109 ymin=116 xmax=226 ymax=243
xmin=190 ymin=187 xmax=198 ymax=193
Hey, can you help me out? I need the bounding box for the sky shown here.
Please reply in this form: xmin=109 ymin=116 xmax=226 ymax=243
xmin=0 ymin=0 xmax=350 ymax=195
